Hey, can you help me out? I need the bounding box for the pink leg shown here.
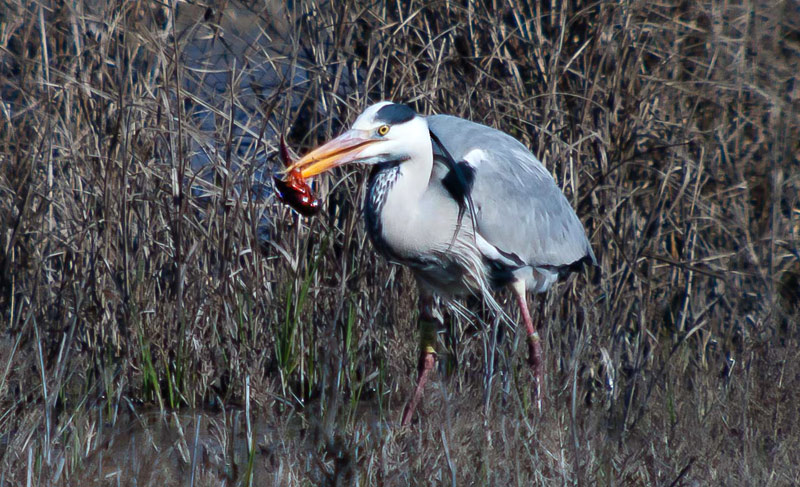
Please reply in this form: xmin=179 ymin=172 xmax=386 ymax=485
xmin=401 ymin=347 xmax=436 ymax=426
xmin=401 ymin=294 xmax=439 ymax=426
xmin=511 ymin=281 xmax=544 ymax=407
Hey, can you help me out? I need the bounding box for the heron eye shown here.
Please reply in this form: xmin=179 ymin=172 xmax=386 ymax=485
xmin=377 ymin=125 xmax=390 ymax=136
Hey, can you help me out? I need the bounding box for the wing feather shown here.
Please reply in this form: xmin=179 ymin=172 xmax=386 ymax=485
xmin=427 ymin=114 xmax=595 ymax=270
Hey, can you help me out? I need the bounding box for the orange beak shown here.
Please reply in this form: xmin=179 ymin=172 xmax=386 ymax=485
xmin=286 ymin=130 xmax=379 ymax=179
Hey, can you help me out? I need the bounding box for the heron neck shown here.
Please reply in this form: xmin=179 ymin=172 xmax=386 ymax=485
xmin=365 ymin=149 xmax=434 ymax=258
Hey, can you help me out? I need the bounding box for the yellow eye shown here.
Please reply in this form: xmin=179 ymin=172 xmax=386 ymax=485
xmin=377 ymin=125 xmax=390 ymax=136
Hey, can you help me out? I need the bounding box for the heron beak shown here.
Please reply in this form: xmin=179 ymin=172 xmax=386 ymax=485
xmin=287 ymin=130 xmax=378 ymax=179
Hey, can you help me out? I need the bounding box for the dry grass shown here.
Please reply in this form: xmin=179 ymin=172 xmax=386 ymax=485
xmin=1 ymin=0 xmax=799 ymax=485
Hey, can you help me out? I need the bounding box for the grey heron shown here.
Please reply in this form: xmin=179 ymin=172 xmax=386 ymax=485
xmin=286 ymin=101 xmax=596 ymax=425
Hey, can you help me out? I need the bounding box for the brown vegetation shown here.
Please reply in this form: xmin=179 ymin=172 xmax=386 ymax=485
xmin=1 ymin=0 xmax=799 ymax=484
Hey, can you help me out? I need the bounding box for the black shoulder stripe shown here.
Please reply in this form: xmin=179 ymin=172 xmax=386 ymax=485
xmin=429 ymin=129 xmax=479 ymax=249
xmin=375 ymin=103 xmax=416 ymax=124
xmin=441 ymin=160 xmax=475 ymax=208
xmin=429 ymin=130 xmax=476 ymax=209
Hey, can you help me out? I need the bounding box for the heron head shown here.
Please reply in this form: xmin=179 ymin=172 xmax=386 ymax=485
xmin=287 ymin=102 xmax=429 ymax=178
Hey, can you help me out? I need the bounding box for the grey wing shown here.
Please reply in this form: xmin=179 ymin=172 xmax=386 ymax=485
xmin=427 ymin=114 xmax=595 ymax=270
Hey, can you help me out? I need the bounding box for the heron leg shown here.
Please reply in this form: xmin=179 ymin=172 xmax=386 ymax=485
xmin=401 ymin=294 xmax=439 ymax=426
xmin=511 ymin=281 xmax=544 ymax=405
